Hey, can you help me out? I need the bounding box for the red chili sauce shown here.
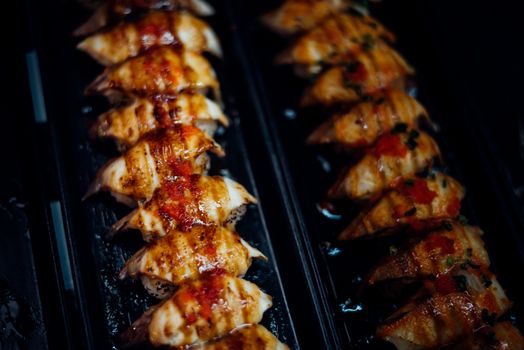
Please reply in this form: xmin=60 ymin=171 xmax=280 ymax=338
xmin=394 ymin=178 xmax=437 ymax=204
xmin=158 ymin=176 xmax=202 ymax=231
xmin=373 ymin=134 xmax=408 ymax=158
xmin=348 ymin=63 xmax=367 ymax=82
xmin=425 ymin=234 xmax=455 ymax=255
xmin=446 ymin=197 xmax=462 ymax=217
xmin=434 ymin=274 xmax=457 ymax=295
xmin=179 ymin=269 xmax=226 ymax=324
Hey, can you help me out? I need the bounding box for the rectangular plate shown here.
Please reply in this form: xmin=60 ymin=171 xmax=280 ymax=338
xmin=21 ymin=0 xmax=335 ymax=348
xmin=229 ymin=0 xmax=524 ymax=348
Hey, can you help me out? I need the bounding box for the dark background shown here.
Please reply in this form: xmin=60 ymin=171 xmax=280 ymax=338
xmin=1 ymin=1 xmax=524 ymax=349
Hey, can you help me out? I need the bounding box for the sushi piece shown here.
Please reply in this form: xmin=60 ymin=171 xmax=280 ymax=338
xmin=85 ymin=46 xmax=220 ymax=101
xmin=109 ymin=175 xmax=256 ymax=240
xmin=74 ymin=0 xmax=215 ymax=36
xmin=120 ymin=272 xmax=272 ymax=348
xmin=338 ymin=172 xmax=465 ymax=240
xmin=120 ymin=225 xmax=265 ymax=298
xmin=327 ymin=130 xmax=441 ymax=201
xmin=300 ymin=42 xmax=414 ymax=106
xmin=190 ymin=325 xmax=290 ymax=350
xmin=307 ymin=91 xmax=429 ymax=150
xmin=368 ymin=223 xmax=489 ymax=285
xmin=78 ymin=11 xmax=221 ymax=66
xmin=261 ymin=0 xmax=351 ymax=36
xmin=90 ymin=93 xmax=228 ymax=150
xmin=377 ymin=268 xmax=512 ymax=349
xmin=276 ymin=12 xmax=395 ymax=75
xmin=85 ymin=125 xmax=223 ymax=205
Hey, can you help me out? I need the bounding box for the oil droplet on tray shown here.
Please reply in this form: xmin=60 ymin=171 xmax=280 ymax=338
xmin=340 ymin=298 xmax=364 ymax=313
xmin=327 ymin=247 xmax=343 ymax=256
xmin=316 ymin=155 xmax=332 ymax=173
xmin=283 ymin=108 xmax=296 ymax=120
xmin=320 ymin=241 xmax=344 ymax=257
xmin=352 ymin=275 xmax=363 ymax=284
xmin=317 ymin=201 xmax=342 ymax=220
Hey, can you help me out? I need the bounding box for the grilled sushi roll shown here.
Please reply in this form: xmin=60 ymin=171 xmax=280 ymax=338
xmin=300 ymin=43 xmax=414 ymax=106
xmin=338 ymin=172 xmax=465 ymax=240
xmin=73 ymin=0 xmax=214 ymax=36
xmin=327 ymin=130 xmax=441 ymax=201
xmin=109 ymin=175 xmax=256 ymax=240
xmin=367 ymin=224 xmax=489 ymax=285
xmin=121 ymin=272 xmax=272 ymax=348
xmin=190 ymin=325 xmax=290 ymax=350
xmin=447 ymin=322 xmax=524 ymax=350
xmin=90 ymin=94 xmax=228 ymax=150
xmin=120 ymin=225 xmax=265 ymax=298
xmin=78 ymin=11 xmax=222 ymax=66
xmin=86 ymin=126 xmax=223 ymax=205
xmin=276 ymin=13 xmax=395 ymax=75
xmin=261 ymin=0 xmax=351 ymax=36
xmin=86 ymin=47 xmax=220 ymax=101
xmin=377 ymin=269 xmax=512 ymax=349
xmin=307 ymin=91 xmax=429 ymax=150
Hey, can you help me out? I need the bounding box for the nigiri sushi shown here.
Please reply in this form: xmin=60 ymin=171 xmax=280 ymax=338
xmin=327 ymin=130 xmax=441 ymax=201
xmin=307 ymin=91 xmax=429 ymax=150
xmin=86 ymin=46 xmax=220 ymax=101
xmin=109 ymin=175 xmax=256 ymax=240
xmin=74 ymin=0 xmax=215 ymax=36
xmin=120 ymin=272 xmax=272 ymax=348
xmin=368 ymin=223 xmax=489 ymax=285
xmin=120 ymin=225 xmax=265 ymax=298
xmin=78 ymin=11 xmax=221 ymax=66
xmin=276 ymin=12 xmax=395 ymax=75
xmin=300 ymin=43 xmax=414 ymax=106
xmin=377 ymin=268 xmax=512 ymax=349
xmin=85 ymin=125 xmax=223 ymax=205
xmin=338 ymin=172 xmax=465 ymax=240
xmin=90 ymin=93 xmax=228 ymax=150
xmin=262 ymin=0 xmax=351 ymax=36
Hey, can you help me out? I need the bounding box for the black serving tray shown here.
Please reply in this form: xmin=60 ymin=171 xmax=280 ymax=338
xmin=18 ymin=0 xmax=335 ymax=349
xmin=230 ymin=0 xmax=524 ymax=348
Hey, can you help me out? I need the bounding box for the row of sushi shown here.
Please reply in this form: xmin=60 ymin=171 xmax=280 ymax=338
xmin=263 ymin=0 xmax=524 ymax=349
xmin=75 ymin=1 xmax=289 ymax=348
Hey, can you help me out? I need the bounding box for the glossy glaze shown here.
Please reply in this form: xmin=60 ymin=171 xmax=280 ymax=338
xmin=307 ymin=90 xmax=429 ymax=150
xmin=121 ymin=273 xmax=272 ymax=348
xmin=74 ymin=0 xmax=215 ymax=36
xmin=120 ymin=225 xmax=265 ymax=297
xmin=262 ymin=0 xmax=351 ymax=36
xmin=339 ymin=172 xmax=465 ymax=240
xmin=86 ymin=125 xmax=223 ymax=204
xmin=300 ymin=42 xmax=414 ymax=106
xmin=276 ymin=12 xmax=395 ymax=75
xmin=86 ymin=46 xmax=220 ymax=101
xmin=327 ymin=130 xmax=441 ymax=201
xmin=109 ymin=175 xmax=256 ymax=240
xmin=90 ymin=93 xmax=228 ymax=150
xmin=368 ymin=223 xmax=489 ymax=284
